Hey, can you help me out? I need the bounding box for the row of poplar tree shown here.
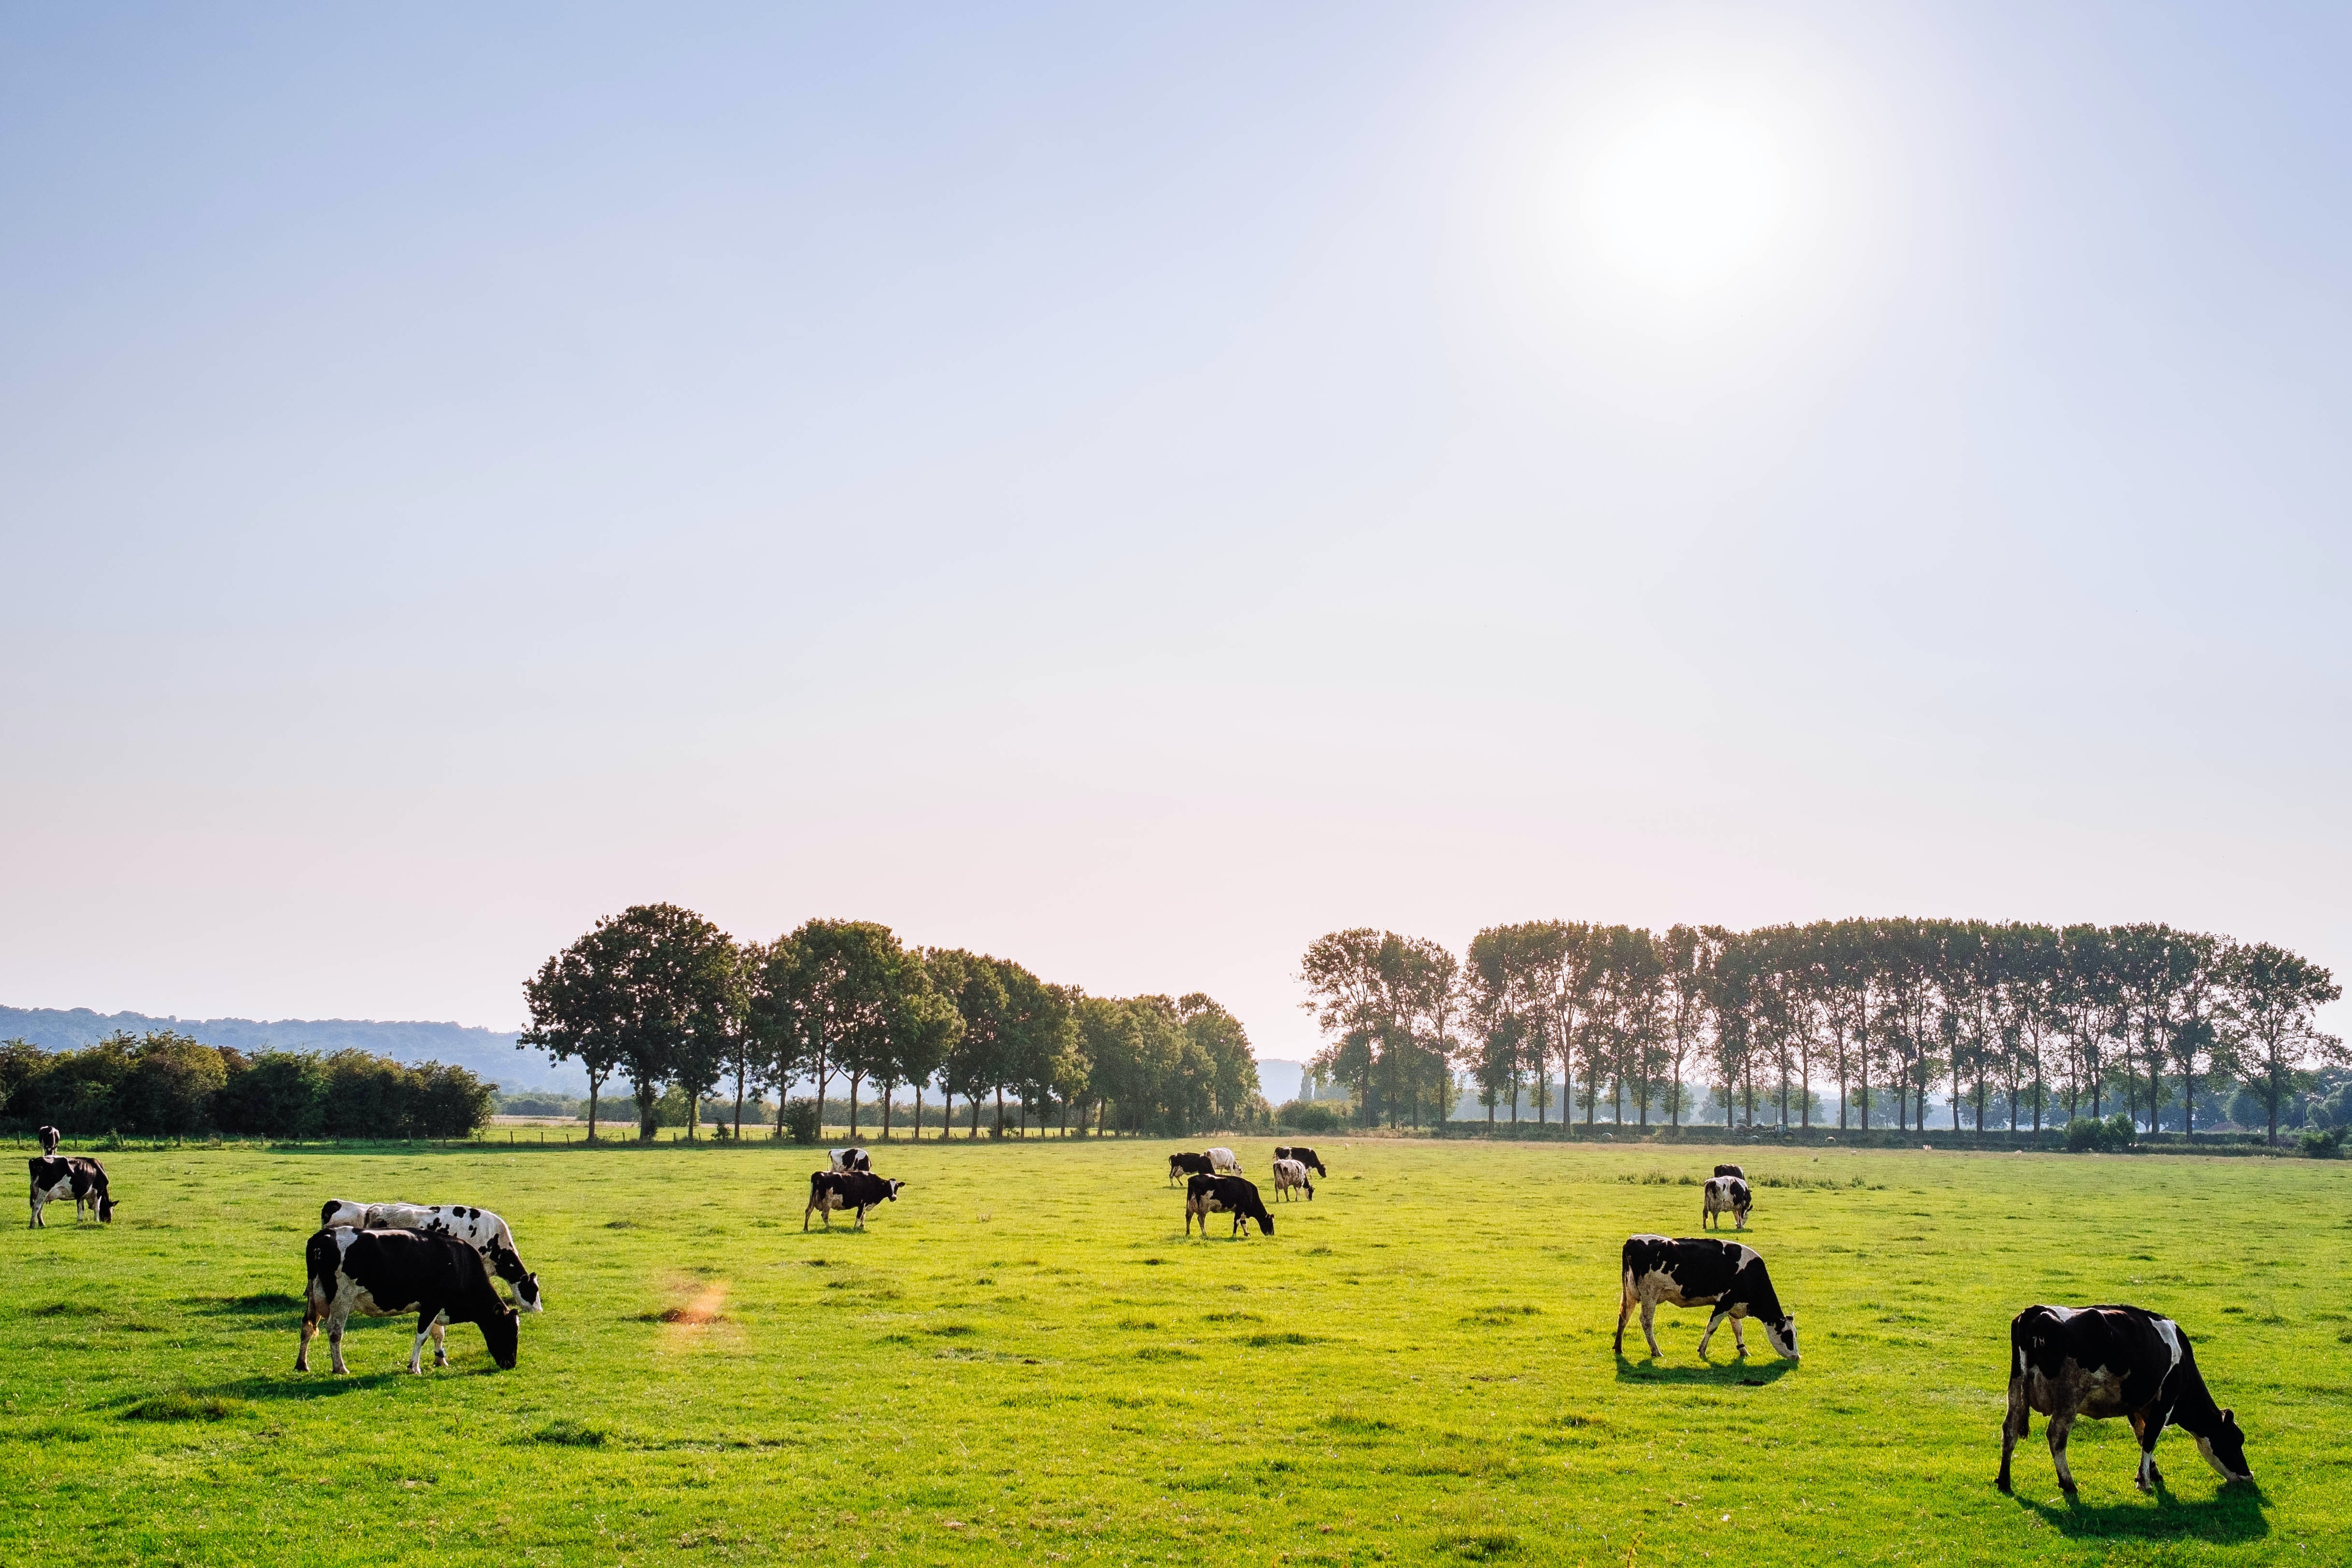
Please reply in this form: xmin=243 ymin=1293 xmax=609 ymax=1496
xmin=522 ymin=904 xmax=1263 ymax=1141
xmin=1300 ymin=919 xmax=2342 ymax=1144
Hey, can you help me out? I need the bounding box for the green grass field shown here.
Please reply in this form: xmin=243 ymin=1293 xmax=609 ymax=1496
xmin=4 ymin=1138 xmax=2343 ymax=1566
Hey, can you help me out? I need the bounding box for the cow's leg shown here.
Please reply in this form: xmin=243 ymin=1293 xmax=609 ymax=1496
xmin=430 ymin=1315 xmax=449 ymax=1368
xmin=327 ymin=1310 xmax=351 ymax=1376
xmin=2130 ymin=1409 xmax=2166 ymax=1493
xmin=1614 ymin=1276 xmax=1634 ymax=1356
xmin=27 ymin=1191 xmax=40 ymax=1228
xmin=854 ymin=1204 xmax=867 ymax=1231
xmin=1641 ymin=1300 xmax=1664 ymax=1358
xmin=297 ymin=1300 xmax=320 ymax=1372
xmin=2047 ymin=1412 xmax=2079 ymax=1496
xmin=1997 ymin=1375 xmax=2029 ymax=1492
xmin=1729 ymin=1315 xmax=1750 ymax=1356
xmin=1697 ymin=1307 xmax=1727 ymax=1357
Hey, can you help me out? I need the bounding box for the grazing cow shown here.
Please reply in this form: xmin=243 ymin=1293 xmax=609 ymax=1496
xmin=1167 ymin=1152 xmax=1216 ymax=1186
xmin=1274 ymin=1144 xmax=1328 ymax=1177
xmin=1184 ymin=1173 xmax=1273 ymax=1237
xmin=298 ymin=1227 xmax=519 ymax=1375
xmin=1206 ymin=1147 xmax=1242 ymax=1174
xmin=27 ymin=1156 xmax=113 ymax=1228
xmin=1615 ymin=1234 xmax=1799 ymax=1362
xmin=804 ymin=1170 xmax=905 ymax=1230
xmin=1713 ymin=1164 xmax=1746 ymax=1179
xmin=1701 ymin=1175 xmax=1752 ymax=1231
xmin=829 ymin=1147 xmax=872 ymax=1173
xmin=1998 ymin=1304 xmax=2253 ymax=1496
xmin=319 ymin=1201 xmax=543 ymax=1312
xmin=1271 ymin=1157 xmax=1314 ymax=1202
xmin=38 ymin=1125 xmax=62 ymax=1157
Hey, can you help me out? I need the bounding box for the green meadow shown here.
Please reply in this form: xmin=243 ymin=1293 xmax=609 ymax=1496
xmin=3 ymin=1137 xmax=2343 ymax=1566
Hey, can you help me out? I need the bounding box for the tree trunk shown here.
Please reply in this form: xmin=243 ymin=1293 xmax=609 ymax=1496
xmin=732 ymin=1066 xmax=746 ymax=1143
xmin=586 ymin=1073 xmax=603 ymax=1144
xmin=848 ymin=1074 xmax=861 ymax=1137
xmin=970 ymin=1093 xmax=981 ymax=1139
xmin=636 ymin=1075 xmax=659 ymax=1141
xmin=881 ymin=1084 xmax=893 ymax=1141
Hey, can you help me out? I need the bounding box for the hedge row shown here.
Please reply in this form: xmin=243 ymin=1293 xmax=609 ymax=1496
xmin=0 ymin=1030 xmax=495 ymax=1141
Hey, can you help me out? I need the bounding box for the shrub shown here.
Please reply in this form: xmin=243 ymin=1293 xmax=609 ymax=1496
xmin=2300 ymin=1127 xmax=2341 ymax=1159
xmin=214 ymin=1051 xmax=327 ymax=1139
xmin=1276 ymin=1100 xmax=1340 ymax=1134
xmin=2064 ymin=1115 xmax=2138 ymax=1154
xmin=781 ymin=1098 xmax=822 ymax=1144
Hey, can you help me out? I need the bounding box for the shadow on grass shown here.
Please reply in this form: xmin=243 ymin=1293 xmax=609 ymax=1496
xmin=1613 ymin=1353 xmax=1797 ymax=1387
xmin=184 ymin=1292 xmax=306 ymax=1317
xmin=2014 ymin=1480 xmax=2267 ymax=1544
xmin=188 ymin=1370 xmax=430 ymax=1402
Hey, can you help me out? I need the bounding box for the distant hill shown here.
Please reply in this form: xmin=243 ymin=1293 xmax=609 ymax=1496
xmin=0 ymin=1003 xmax=581 ymax=1095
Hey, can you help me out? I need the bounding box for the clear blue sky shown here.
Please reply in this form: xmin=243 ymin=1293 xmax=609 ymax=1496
xmin=4 ymin=3 xmax=2347 ymax=1059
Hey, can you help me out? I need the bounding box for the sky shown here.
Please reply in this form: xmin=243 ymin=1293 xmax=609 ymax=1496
xmin=4 ymin=2 xmax=2349 ymax=1061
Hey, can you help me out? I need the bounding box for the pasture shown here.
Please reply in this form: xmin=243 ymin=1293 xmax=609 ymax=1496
xmin=3 ymin=1139 xmax=2342 ymax=1566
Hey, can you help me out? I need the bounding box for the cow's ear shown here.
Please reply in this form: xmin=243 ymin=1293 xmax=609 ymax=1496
xmin=2223 ymin=1407 xmax=2236 ymax=1425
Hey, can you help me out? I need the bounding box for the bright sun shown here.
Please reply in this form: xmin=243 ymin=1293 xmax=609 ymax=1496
xmin=1580 ymin=97 xmax=1795 ymax=300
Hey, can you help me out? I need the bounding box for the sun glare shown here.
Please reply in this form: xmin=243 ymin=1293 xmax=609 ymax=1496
xmin=1583 ymin=98 xmax=1792 ymax=299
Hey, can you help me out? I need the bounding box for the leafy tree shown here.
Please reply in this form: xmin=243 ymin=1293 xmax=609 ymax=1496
xmin=2224 ymin=942 xmax=2343 ymax=1144
xmin=117 ymin=1031 xmax=229 ymax=1135
xmin=930 ymin=948 xmax=1011 ymax=1138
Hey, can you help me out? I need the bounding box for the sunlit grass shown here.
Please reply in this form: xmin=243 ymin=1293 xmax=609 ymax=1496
xmin=1 ymin=1137 xmax=2340 ymax=1563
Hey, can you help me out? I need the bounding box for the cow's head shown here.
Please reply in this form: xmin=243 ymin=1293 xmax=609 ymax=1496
xmin=2197 ymin=1411 xmax=2253 ymax=1483
xmin=516 ymin=1270 xmax=544 ymax=1312
xmin=884 ymin=1180 xmax=905 ymax=1201
xmin=479 ymin=1308 xmax=520 ymax=1370
xmin=1763 ymin=1314 xmax=1799 ymax=1361
xmin=1248 ymin=1202 xmax=1273 ymax=1237
xmin=97 ymin=1193 xmax=115 ymax=1223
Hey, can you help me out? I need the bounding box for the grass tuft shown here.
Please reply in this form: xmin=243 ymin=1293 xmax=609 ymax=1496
xmin=123 ymin=1391 xmax=245 ymax=1422
xmin=1438 ymin=1529 xmax=1519 ymax=1560
xmin=533 ymin=1419 xmax=608 ymax=1446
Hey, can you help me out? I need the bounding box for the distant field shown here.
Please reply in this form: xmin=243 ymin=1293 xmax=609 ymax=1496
xmin=3 ymin=1139 xmax=2341 ymax=1566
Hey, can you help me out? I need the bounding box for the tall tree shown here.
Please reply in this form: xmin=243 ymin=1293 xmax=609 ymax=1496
xmin=762 ymin=919 xmax=900 ymax=1138
xmin=2223 ymin=942 xmax=2343 ymax=1144
xmin=524 ymin=903 xmax=734 ymax=1141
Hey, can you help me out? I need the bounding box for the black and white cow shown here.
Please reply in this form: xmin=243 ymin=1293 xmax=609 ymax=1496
xmin=1184 ymin=1172 xmax=1273 ymax=1237
xmin=1274 ymin=1144 xmax=1328 ymax=1177
xmin=1615 ymin=1234 xmax=1798 ymax=1362
xmin=1701 ymin=1175 xmax=1752 ymax=1231
xmin=1713 ymin=1163 xmax=1746 ymax=1179
xmin=38 ymin=1125 xmax=62 ymax=1157
xmin=1168 ymin=1152 xmax=1217 ymax=1186
xmin=1998 ymin=1304 xmax=2253 ymax=1496
xmin=1271 ymin=1157 xmax=1314 ymax=1202
xmin=1205 ymin=1146 xmax=1243 ymax=1173
xmin=804 ymin=1170 xmax=904 ymax=1230
xmin=319 ymin=1201 xmax=543 ymax=1312
xmin=298 ymin=1228 xmax=520 ymax=1375
xmin=829 ymin=1147 xmax=872 ymax=1173
xmin=27 ymin=1156 xmax=113 ymax=1227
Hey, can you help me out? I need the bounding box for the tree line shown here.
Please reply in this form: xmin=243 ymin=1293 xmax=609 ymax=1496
xmin=1300 ymin=919 xmax=2342 ymax=1145
xmin=0 ymin=1030 xmax=496 ymax=1140
xmin=521 ymin=904 xmax=1263 ymax=1141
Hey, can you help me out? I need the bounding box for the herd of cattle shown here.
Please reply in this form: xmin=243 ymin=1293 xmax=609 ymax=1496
xmin=22 ymin=1126 xmax=2255 ymax=1497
